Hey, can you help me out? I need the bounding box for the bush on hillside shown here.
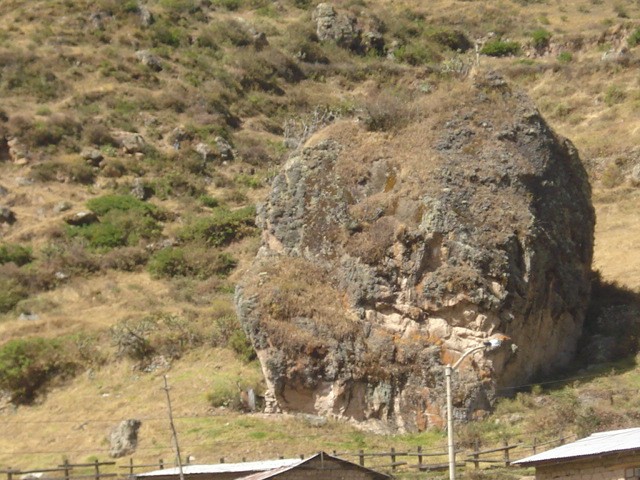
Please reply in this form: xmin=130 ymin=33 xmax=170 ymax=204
xmin=0 ymin=277 xmax=28 ymax=313
xmin=177 ymin=206 xmax=256 ymax=246
xmin=0 ymin=337 xmax=79 ymax=404
xmin=480 ymin=39 xmax=521 ymax=57
xmin=148 ymin=247 xmax=237 ymax=279
xmin=0 ymin=243 xmax=32 ymax=266
xmin=30 ymin=114 xmax=81 ymax=147
xmin=30 ymin=160 xmax=96 ymax=185
xmin=428 ymin=28 xmax=472 ymax=52
xmin=111 ymin=313 xmax=205 ymax=363
xmin=67 ymin=195 xmax=165 ymax=250
xmin=628 ymin=28 xmax=640 ymax=47
xmin=86 ymin=194 xmax=164 ymax=218
xmin=531 ymin=28 xmax=551 ymax=49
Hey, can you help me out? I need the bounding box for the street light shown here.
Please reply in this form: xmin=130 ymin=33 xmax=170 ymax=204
xmin=445 ymin=338 xmax=502 ymax=480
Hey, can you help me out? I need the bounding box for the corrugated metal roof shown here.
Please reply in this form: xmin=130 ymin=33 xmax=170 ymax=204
xmin=233 ymin=465 xmax=293 ymax=480
xmin=134 ymin=459 xmax=301 ymax=477
xmin=233 ymin=452 xmax=391 ymax=480
xmin=514 ymin=428 xmax=640 ymax=466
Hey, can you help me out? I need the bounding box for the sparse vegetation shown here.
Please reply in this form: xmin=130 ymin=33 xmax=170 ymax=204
xmin=0 ymin=337 xmax=79 ymax=404
xmin=0 ymin=243 xmax=32 ymax=266
xmin=0 ymin=0 xmax=639 ymax=472
xmin=480 ymin=39 xmax=522 ymax=57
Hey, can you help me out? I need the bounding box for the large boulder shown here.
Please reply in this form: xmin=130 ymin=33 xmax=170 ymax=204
xmin=108 ymin=419 xmax=142 ymax=458
xmin=235 ymin=72 xmax=595 ymax=432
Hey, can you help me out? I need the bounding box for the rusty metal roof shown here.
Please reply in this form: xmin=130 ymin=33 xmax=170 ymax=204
xmin=134 ymin=459 xmax=300 ymax=477
xmin=514 ymin=428 xmax=640 ymax=466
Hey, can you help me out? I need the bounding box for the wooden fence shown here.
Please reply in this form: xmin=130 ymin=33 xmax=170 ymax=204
xmin=0 ymin=434 xmax=576 ymax=480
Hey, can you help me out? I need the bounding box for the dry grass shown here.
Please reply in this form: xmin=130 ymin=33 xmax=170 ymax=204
xmin=592 ymin=187 xmax=640 ymax=290
xmin=0 ymin=0 xmax=639 ymax=471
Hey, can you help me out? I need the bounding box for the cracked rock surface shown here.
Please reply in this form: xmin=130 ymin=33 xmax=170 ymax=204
xmin=236 ymin=72 xmax=595 ymax=433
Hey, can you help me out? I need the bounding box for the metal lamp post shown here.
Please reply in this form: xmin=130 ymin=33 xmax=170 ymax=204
xmin=445 ymin=338 xmax=502 ymax=480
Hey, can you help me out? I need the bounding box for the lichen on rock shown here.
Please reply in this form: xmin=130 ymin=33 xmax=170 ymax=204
xmin=235 ymin=72 xmax=595 ymax=432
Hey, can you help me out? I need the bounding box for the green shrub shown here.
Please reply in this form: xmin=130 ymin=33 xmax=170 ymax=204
xmin=480 ymin=39 xmax=521 ymax=57
xmin=0 ymin=337 xmax=78 ymax=404
xmin=531 ymin=28 xmax=551 ymax=49
xmin=86 ymin=194 xmax=163 ymax=218
xmin=229 ymin=330 xmax=257 ymax=362
xmin=211 ymin=0 xmax=242 ymax=10
xmin=68 ymin=195 xmax=164 ymax=250
xmin=0 ymin=278 xmax=28 ymax=313
xmin=557 ymin=51 xmax=573 ymax=63
xmin=148 ymin=247 xmax=237 ymax=279
xmin=604 ymin=85 xmax=625 ymax=106
xmin=158 ymin=0 xmax=199 ymax=14
xmin=111 ymin=313 xmax=205 ymax=362
xmin=393 ymin=42 xmax=440 ymax=65
xmin=628 ymin=28 xmax=640 ymax=47
xmin=427 ymin=28 xmax=472 ymax=52
xmin=0 ymin=243 xmax=32 ymax=266
xmin=206 ymin=376 xmax=263 ymax=410
xmin=177 ymin=206 xmax=256 ymax=247
xmin=30 ymin=114 xmax=81 ymax=147
xmin=198 ymin=195 xmax=220 ymax=208
xmin=69 ymin=211 xmax=162 ymax=250
xmin=30 ymin=160 xmax=96 ymax=185
xmin=152 ymin=22 xmax=188 ymax=47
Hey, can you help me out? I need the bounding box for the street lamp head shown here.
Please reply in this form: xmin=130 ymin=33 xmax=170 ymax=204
xmin=483 ymin=338 xmax=502 ymax=349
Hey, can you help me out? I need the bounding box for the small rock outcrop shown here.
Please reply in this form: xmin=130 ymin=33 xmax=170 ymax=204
xmin=135 ymin=50 xmax=163 ymax=72
xmin=111 ymin=131 xmax=146 ymax=154
xmin=0 ymin=206 xmax=16 ymax=225
xmin=312 ymin=3 xmax=384 ymax=55
xmin=108 ymin=419 xmax=142 ymax=458
xmin=236 ymin=72 xmax=595 ymax=432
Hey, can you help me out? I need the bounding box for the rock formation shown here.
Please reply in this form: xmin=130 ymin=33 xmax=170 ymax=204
xmin=235 ymin=72 xmax=595 ymax=432
xmin=108 ymin=419 xmax=142 ymax=458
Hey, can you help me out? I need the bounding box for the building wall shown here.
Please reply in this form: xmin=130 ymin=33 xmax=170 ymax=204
xmin=275 ymin=466 xmax=383 ymax=480
xmin=536 ymin=452 xmax=640 ymax=480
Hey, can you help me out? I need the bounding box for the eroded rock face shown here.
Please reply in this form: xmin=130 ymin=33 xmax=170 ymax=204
xmin=236 ymin=73 xmax=595 ymax=432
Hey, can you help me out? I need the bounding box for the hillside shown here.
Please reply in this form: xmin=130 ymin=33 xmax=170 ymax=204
xmin=1 ymin=0 xmax=640 ymax=475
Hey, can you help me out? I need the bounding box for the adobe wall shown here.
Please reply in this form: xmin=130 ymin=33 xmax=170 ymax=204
xmin=536 ymin=452 xmax=640 ymax=480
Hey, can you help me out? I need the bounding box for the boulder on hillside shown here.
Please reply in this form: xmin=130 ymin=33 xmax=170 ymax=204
xmin=313 ymin=3 xmax=360 ymax=51
xmin=0 ymin=206 xmax=16 ymax=225
xmin=236 ymin=71 xmax=595 ymax=433
xmin=112 ymin=131 xmax=146 ymax=154
xmin=135 ymin=50 xmax=163 ymax=72
xmin=64 ymin=211 xmax=98 ymax=226
xmin=312 ymin=3 xmax=385 ymax=55
xmin=108 ymin=419 xmax=142 ymax=458
xmin=81 ymin=148 xmax=104 ymax=167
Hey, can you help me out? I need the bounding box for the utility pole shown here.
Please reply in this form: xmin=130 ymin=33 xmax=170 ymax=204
xmin=163 ymin=375 xmax=185 ymax=480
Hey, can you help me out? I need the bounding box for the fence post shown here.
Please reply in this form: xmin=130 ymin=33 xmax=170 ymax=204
xmin=94 ymin=459 xmax=100 ymax=480
xmin=473 ymin=439 xmax=480 ymax=470
xmin=63 ymin=460 xmax=71 ymax=480
xmin=503 ymin=439 xmax=511 ymax=467
xmin=159 ymin=460 xmax=164 ymax=470
xmin=390 ymin=447 xmax=396 ymax=471
xmin=7 ymin=467 xmax=13 ymax=480
xmin=417 ymin=446 xmax=423 ymax=469
xmin=358 ymin=450 xmax=365 ymax=467
xmin=128 ymin=458 xmax=134 ymax=476
xmin=533 ymin=437 xmax=538 ymax=455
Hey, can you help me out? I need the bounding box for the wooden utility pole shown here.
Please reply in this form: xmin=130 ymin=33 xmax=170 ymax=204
xmin=163 ymin=375 xmax=185 ymax=480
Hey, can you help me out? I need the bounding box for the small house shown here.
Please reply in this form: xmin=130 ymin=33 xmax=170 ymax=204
xmin=135 ymin=452 xmax=391 ymax=480
xmin=513 ymin=427 xmax=640 ymax=479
